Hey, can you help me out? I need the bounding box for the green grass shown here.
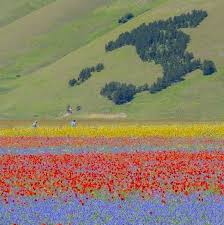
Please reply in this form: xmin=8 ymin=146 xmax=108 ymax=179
xmin=0 ymin=0 xmax=57 ymax=27
xmin=0 ymin=0 xmax=110 ymax=77
xmin=0 ymin=0 xmax=161 ymax=78
xmin=114 ymin=69 xmax=224 ymax=121
xmin=0 ymin=0 xmax=223 ymax=121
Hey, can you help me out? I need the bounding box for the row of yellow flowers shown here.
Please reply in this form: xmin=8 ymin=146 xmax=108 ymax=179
xmin=1 ymin=124 xmax=224 ymax=137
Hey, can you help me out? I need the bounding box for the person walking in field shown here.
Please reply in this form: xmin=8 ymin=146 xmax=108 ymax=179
xmin=67 ymin=105 xmax=73 ymax=114
xmin=71 ymin=120 xmax=77 ymax=127
xmin=32 ymin=120 xmax=38 ymax=128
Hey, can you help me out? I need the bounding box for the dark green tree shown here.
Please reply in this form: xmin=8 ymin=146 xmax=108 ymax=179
xmin=105 ymin=10 xmax=214 ymax=95
xmin=100 ymin=82 xmax=136 ymax=104
xmin=118 ymin=12 xmax=134 ymax=24
xmin=68 ymin=78 xmax=77 ymax=87
xmin=201 ymin=60 xmax=217 ymax=75
xmin=69 ymin=63 xmax=105 ymax=87
xmin=96 ymin=63 xmax=104 ymax=72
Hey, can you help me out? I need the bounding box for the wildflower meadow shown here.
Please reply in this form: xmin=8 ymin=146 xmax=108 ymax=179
xmin=0 ymin=125 xmax=224 ymax=224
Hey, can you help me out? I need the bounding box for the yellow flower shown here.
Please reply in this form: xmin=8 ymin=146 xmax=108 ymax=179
xmin=1 ymin=124 xmax=224 ymax=137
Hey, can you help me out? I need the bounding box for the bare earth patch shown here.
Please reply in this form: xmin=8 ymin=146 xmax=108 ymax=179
xmin=86 ymin=113 xmax=127 ymax=119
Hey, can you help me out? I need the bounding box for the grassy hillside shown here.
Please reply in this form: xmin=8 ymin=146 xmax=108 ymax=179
xmin=0 ymin=0 xmax=160 ymax=79
xmin=0 ymin=0 xmax=57 ymax=27
xmin=0 ymin=0 xmax=223 ymax=121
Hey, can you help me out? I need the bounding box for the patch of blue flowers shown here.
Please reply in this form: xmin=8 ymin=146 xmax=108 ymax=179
xmin=0 ymin=143 xmax=222 ymax=155
xmin=0 ymin=194 xmax=223 ymax=225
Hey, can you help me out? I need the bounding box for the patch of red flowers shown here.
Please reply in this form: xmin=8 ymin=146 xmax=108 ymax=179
xmin=0 ymin=151 xmax=224 ymax=203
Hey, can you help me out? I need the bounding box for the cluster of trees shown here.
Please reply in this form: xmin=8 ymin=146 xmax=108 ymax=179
xmin=118 ymin=13 xmax=134 ymax=24
xmin=69 ymin=63 xmax=104 ymax=87
xmin=100 ymin=82 xmax=149 ymax=104
xmin=105 ymin=10 xmax=216 ymax=97
xmin=100 ymin=82 xmax=136 ymax=104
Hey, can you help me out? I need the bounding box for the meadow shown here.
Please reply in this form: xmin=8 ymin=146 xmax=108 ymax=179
xmin=0 ymin=0 xmax=224 ymax=223
xmin=0 ymin=124 xmax=224 ymax=224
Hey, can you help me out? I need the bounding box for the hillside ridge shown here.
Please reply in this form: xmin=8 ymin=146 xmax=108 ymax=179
xmin=0 ymin=0 xmax=223 ymax=121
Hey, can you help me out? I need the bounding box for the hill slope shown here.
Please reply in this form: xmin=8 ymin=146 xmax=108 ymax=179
xmin=0 ymin=0 xmax=159 ymax=78
xmin=0 ymin=0 xmax=57 ymax=27
xmin=0 ymin=0 xmax=224 ymax=121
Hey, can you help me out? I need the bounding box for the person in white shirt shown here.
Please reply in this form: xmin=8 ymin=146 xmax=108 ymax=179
xmin=71 ymin=120 xmax=77 ymax=127
xmin=67 ymin=105 xmax=73 ymax=114
xmin=32 ymin=121 xmax=38 ymax=128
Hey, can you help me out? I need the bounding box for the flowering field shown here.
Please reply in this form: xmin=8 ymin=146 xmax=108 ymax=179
xmin=0 ymin=125 xmax=224 ymax=224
